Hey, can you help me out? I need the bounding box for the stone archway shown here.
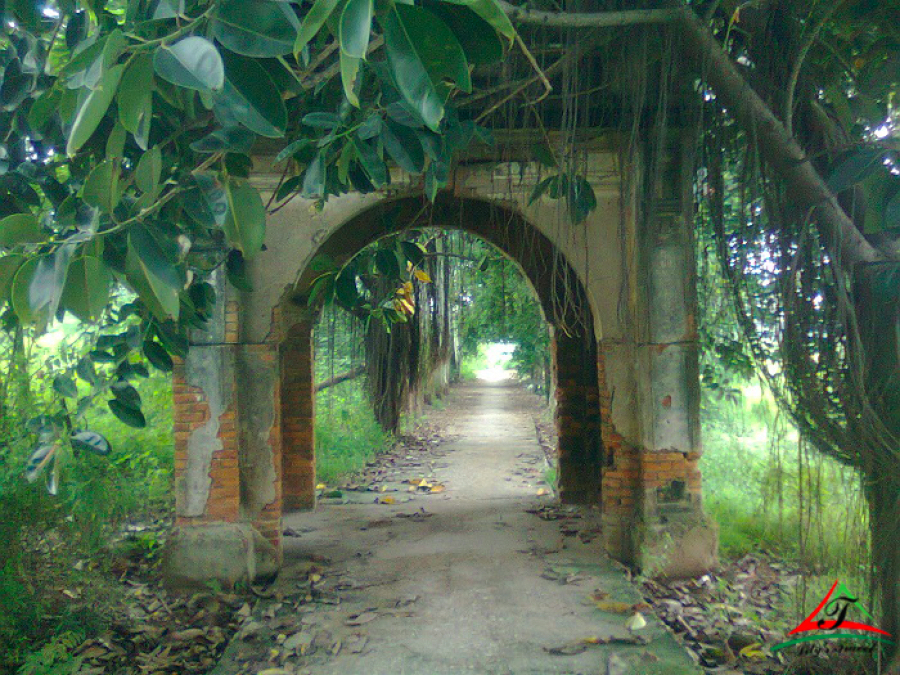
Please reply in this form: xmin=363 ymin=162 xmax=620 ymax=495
xmin=164 ymin=136 xmax=717 ymax=586
xmin=277 ymin=194 xmax=603 ymax=520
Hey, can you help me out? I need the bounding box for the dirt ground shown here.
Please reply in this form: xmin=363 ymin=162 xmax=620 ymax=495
xmin=212 ymin=378 xmax=697 ymax=675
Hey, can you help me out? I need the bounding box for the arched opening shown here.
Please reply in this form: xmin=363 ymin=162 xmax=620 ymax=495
xmin=277 ymin=194 xmax=603 ymax=517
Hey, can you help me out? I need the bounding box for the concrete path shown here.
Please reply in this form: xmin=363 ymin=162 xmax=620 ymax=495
xmin=216 ymin=380 xmax=697 ymax=675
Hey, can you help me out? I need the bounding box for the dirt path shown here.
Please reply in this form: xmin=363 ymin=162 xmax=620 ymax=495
xmin=214 ymin=380 xmax=697 ymax=675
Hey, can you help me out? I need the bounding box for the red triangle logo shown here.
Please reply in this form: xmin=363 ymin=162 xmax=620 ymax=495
xmin=789 ymin=580 xmax=891 ymax=637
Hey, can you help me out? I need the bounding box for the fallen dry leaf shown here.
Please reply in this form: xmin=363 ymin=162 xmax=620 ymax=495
xmin=282 ymin=631 xmax=313 ymax=655
xmin=544 ymin=642 xmax=588 ymax=656
xmin=594 ymin=600 xmax=635 ymax=614
xmin=345 ymin=611 xmax=378 ymax=626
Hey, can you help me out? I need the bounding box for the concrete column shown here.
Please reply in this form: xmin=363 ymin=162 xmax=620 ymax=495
xmin=633 ymin=136 xmax=717 ymax=578
xmin=164 ymin=270 xmax=278 ymax=586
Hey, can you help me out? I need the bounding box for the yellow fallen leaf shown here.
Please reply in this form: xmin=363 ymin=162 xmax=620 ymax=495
xmin=418 ymin=480 xmax=432 ymax=490
xmin=536 ymin=488 xmax=549 ymax=496
xmin=594 ymin=600 xmax=634 ymax=614
xmin=430 ymin=484 xmax=445 ymax=493
xmin=310 ymin=573 xmax=322 ymax=583
xmin=380 ymin=496 xmax=395 ymax=504
xmin=739 ymin=643 xmax=766 ymax=659
xmin=316 ymin=483 xmax=326 ymax=490
xmin=408 ymin=478 xmax=423 ymax=486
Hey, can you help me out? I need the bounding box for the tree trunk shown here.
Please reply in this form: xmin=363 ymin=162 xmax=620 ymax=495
xmin=365 ymin=318 xmax=412 ymax=433
xmin=867 ymin=473 xmax=900 ymax=673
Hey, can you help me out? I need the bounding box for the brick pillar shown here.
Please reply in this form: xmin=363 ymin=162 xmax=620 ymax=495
xmin=598 ymin=348 xmax=641 ymax=562
xmin=281 ymin=319 xmax=316 ymax=510
xmin=172 ymin=350 xmax=240 ymax=523
xmin=554 ymin=330 xmax=603 ymax=504
xmin=164 ymin=271 xmax=278 ymax=586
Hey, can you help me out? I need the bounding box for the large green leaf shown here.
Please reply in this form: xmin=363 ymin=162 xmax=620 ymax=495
xmin=294 ymin=0 xmax=341 ymax=58
xmin=226 ymin=249 xmax=254 ymax=291
xmin=182 ymin=173 xmax=229 ymax=227
xmin=66 ymin=64 xmax=125 ymax=156
xmin=381 ymin=120 xmax=424 ymax=174
xmin=101 ymin=28 xmax=128 ymax=70
xmin=190 ymin=126 xmax=257 ymax=154
xmin=126 ymin=225 xmax=184 ymax=321
xmin=212 ymin=0 xmax=299 ymax=58
xmin=444 ymin=0 xmax=515 ymax=43
xmin=11 ymin=254 xmax=59 ymax=325
xmin=153 ymin=36 xmax=225 ymax=92
xmin=135 ymin=146 xmax=163 ymax=197
xmin=0 ymin=214 xmax=43 ymax=247
xmin=79 ymin=159 xmax=123 ymax=214
xmin=214 ymin=52 xmax=287 ymax=138
xmin=53 ymin=375 xmax=79 ymax=398
xmin=224 ymin=178 xmax=266 ymax=255
xmin=61 ymin=256 xmax=111 ymax=322
xmin=353 ymin=137 xmax=388 ymax=187
xmin=0 ymin=254 xmax=25 ymax=303
xmin=379 ymin=4 xmax=471 ymax=132
xmin=341 ymin=51 xmax=362 ymax=107
xmin=27 ymin=86 xmax=62 ymax=132
xmin=301 ymin=151 xmax=327 ymax=198
xmin=143 ymin=339 xmax=174 ymax=372
xmin=70 ymin=430 xmax=112 ymax=456
xmin=375 ymin=248 xmax=401 ymax=278
xmin=111 ymin=381 xmax=143 ymax=410
xmin=340 ymin=0 xmax=373 ymax=59
xmin=421 ymin=0 xmax=502 ymax=66
xmin=118 ymin=54 xmax=154 ymax=149
xmin=108 ymin=398 xmax=147 ymax=428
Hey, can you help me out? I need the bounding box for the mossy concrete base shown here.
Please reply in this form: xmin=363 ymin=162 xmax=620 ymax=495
xmin=163 ymin=523 xmax=279 ymax=587
xmin=642 ymin=514 xmax=719 ymax=579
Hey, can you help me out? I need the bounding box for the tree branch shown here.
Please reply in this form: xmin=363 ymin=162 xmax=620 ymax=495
xmin=315 ymin=365 xmax=366 ymax=392
xmin=497 ymin=1 xmax=887 ymax=267
xmin=496 ymin=1 xmax=680 ymax=28
xmin=674 ymin=8 xmax=885 ymax=267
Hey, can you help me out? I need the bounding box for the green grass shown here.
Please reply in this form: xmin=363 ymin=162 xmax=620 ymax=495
xmin=315 ymin=380 xmax=393 ymax=486
xmin=700 ymin=381 xmax=868 ymax=578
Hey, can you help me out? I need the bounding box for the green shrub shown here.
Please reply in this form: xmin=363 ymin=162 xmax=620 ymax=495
xmin=315 ymin=380 xmax=393 ymax=485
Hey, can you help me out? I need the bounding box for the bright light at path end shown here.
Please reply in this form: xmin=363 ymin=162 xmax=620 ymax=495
xmin=477 ymin=366 xmax=512 ymax=382
xmin=476 ymin=342 xmax=515 ymax=382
